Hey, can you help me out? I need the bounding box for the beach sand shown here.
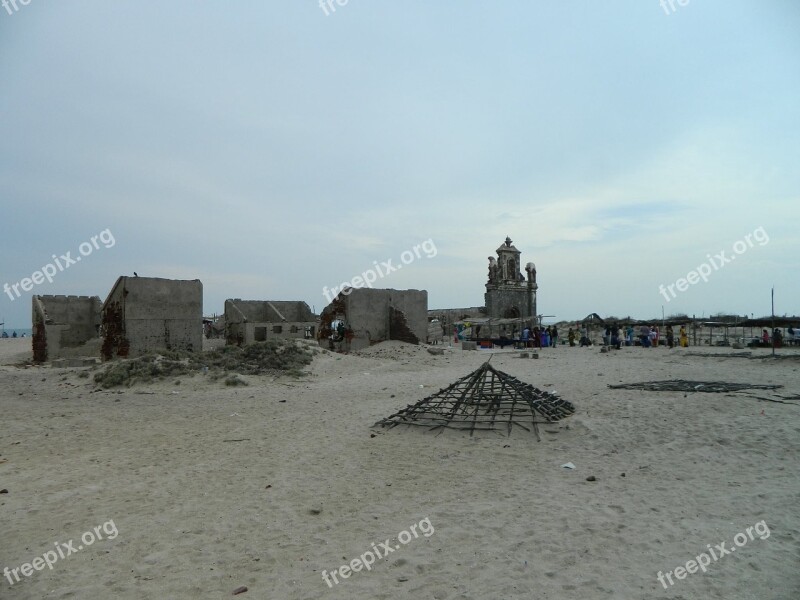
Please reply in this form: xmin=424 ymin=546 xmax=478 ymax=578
xmin=1 ymin=337 xmax=799 ymax=599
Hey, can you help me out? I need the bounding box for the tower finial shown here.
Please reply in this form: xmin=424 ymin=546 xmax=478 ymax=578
xmin=504 ymin=236 xmax=512 ymax=247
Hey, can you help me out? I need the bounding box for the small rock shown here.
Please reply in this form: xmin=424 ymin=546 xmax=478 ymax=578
xmin=0 ymin=489 xmax=8 ymax=494
xmin=232 ymin=585 xmax=248 ymax=595
xmin=586 ymin=476 xmax=597 ymax=482
xmin=620 ymin=473 xmax=626 ymax=477
xmin=427 ymin=347 xmax=444 ymax=356
xmin=308 ymin=508 xmax=322 ymax=515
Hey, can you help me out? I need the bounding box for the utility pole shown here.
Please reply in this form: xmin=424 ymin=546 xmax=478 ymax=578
xmin=771 ymin=287 xmax=776 ymax=358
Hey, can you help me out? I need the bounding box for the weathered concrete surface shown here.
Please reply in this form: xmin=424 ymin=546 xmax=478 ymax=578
xmin=32 ymin=295 xmax=102 ymax=362
xmin=101 ymin=277 xmax=202 ymax=359
xmin=318 ymin=288 xmax=428 ymax=352
xmin=224 ymin=299 xmax=316 ymax=345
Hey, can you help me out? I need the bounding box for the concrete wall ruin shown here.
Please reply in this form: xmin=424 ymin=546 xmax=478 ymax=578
xmin=32 ymin=295 xmax=102 ymax=362
xmin=224 ymin=299 xmax=316 ymax=345
xmin=101 ymin=276 xmax=202 ymax=359
xmin=318 ymin=288 xmax=428 ymax=352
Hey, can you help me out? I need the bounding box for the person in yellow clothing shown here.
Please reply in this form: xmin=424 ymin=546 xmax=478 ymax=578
xmin=679 ymin=325 xmax=689 ymax=347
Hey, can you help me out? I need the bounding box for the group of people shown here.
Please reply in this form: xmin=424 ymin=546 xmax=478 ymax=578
xmin=561 ymin=323 xmax=690 ymax=349
xmin=520 ymin=325 xmax=559 ymax=348
xmin=759 ymin=328 xmax=785 ymax=347
xmin=0 ymin=331 xmax=25 ymax=339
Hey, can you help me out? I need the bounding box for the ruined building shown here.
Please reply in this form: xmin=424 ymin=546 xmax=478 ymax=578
xmin=101 ymin=276 xmax=202 ymax=359
xmin=225 ymin=299 xmax=316 ymax=345
xmin=319 ymin=288 xmax=428 ymax=352
xmin=485 ymin=237 xmax=537 ymax=319
xmin=32 ymin=295 xmax=102 ymax=362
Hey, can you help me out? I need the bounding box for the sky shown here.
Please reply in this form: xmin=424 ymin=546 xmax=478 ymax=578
xmin=1 ymin=0 xmax=798 ymax=328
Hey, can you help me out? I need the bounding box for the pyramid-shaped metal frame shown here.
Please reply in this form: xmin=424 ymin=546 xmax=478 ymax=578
xmin=376 ymin=361 xmax=575 ymax=436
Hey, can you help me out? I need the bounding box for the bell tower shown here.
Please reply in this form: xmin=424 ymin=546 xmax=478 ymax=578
xmin=485 ymin=237 xmax=537 ymax=322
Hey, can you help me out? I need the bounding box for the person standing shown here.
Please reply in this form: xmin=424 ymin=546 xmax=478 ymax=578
xmin=551 ymin=325 xmax=559 ymax=347
xmin=640 ymin=324 xmax=651 ymax=348
xmin=579 ymin=324 xmax=591 ymax=347
xmin=666 ymin=325 xmax=674 ymax=348
xmin=568 ymin=327 xmax=575 ymax=347
xmin=679 ymin=325 xmax=689 ymax=347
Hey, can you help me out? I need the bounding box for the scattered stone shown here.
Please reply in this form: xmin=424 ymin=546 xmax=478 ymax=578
xmin=519 ymin=352 xmax=529 ymax=358
xmin=531 ymin=353 xmax=539 ymax=359
xmin=232 ymin=585 xmax=248 ymax=595
xmin=427 ymin=347 xmax=444 ymax=356
xmin=620 ymin=473 xmax=626 ymax=477
xmin=0 ymin=489 xmax=8 ymax=494
xmin=308 ymin=508 xmax=322 ymax=515
xmin=586 ymin=476 xmax=597 ymax=482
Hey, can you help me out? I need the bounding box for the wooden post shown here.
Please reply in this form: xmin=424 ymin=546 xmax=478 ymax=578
xmin=771 ymin=287 xmax=776 ymax=357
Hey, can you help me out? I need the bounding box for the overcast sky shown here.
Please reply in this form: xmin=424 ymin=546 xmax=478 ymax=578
xmin=1 ymin=1 xmax=798 ymax=328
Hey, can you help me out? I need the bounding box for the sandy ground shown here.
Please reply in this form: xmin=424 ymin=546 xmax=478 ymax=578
xmin=1 ymin=337 xmax=799 ymax=600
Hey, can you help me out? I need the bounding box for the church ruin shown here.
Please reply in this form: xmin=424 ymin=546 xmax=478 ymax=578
xmin=485 ymin=236 xmax=538 ymax=319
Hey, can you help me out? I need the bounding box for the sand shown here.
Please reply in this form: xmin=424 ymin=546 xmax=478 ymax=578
xmin=1 ymin=337 xmax=799 ymax=599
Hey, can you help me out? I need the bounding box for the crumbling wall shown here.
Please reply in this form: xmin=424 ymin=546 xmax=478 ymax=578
xmin=318 ymin=288 xmax=427 ymax=352
xmin=101 ymin=299 xmax=129 ymax=360
xmin=102 ymin=277 xmax=202 ymax=359
xmin=32 ymin=295 xmax=102 ymax=362
xmin=389 ymin=307 xmax=419 ymax=344
xmin=224 ymin=299 xmax=316 ymax=345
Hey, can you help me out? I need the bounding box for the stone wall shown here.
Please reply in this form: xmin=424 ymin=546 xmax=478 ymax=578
xmin=319 ymin=288 xmax=428 ymax=352
xmin=101 ymin=277 xmax=202 ymax=359
xmin=224 ymin=299 xmax=316 ymax=344
xmin=32 ymin=295 xmax=102 ymax=362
